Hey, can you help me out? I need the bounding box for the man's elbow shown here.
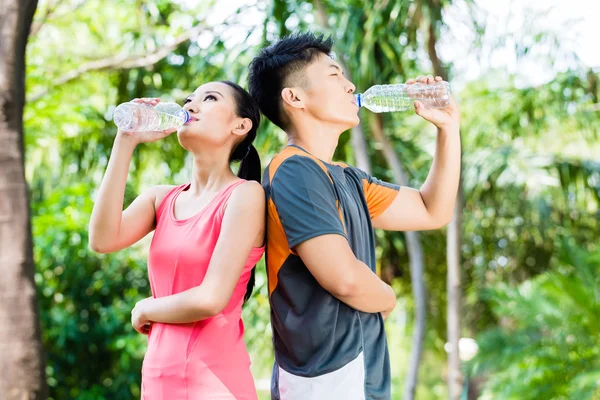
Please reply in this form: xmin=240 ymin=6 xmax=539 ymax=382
xmin=327 ymin=275 xmax=358 ymax=298
xmin=427 ymin=209 xmax=455 ymax=230
xmin=436 ymin=214 xmax=454 ymax=229
xmin=440 ymin=212 xmax=454 ymax=228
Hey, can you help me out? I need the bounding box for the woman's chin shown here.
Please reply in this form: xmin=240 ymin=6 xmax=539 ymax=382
xmin=177 ymin=124 xmax=200 ymax=137
xmin=176 ymin=127 xmax=198 ymax=147
xmin=176 ymin=129 xmax=222 ymax=152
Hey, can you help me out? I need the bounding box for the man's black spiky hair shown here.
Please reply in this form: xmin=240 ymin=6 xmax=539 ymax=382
xmin=248 ymin=32 xmax=333 ymax=130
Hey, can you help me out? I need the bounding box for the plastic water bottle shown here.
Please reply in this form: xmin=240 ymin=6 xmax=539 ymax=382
xmin=355 ymin=81 xmax=451 ymax=113
xmin=113 ymin=102 xmax=190 ymax=132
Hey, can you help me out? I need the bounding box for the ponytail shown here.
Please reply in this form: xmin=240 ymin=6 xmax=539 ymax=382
xmin=237 ymin=144 xmax=261 ymax=183
xmin=221 ymin=80 xmax=263 ymax=304
xmin=237 ymin=145 xmax=261 ymax=303
xmin=244 ymin=266 xmax=256 ymax=303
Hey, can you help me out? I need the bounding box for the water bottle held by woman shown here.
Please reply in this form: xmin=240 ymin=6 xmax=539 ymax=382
xmin=355 ymin=80 xmax=451 ymax=113
xmin=113 ymin=101 xmax=191 ymax=132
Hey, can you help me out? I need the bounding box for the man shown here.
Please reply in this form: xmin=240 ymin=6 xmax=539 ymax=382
xmin=248 ymin=32 xmax=460 ymax=400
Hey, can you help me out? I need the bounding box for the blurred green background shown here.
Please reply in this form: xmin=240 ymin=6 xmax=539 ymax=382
xmin=23 ymin=0 xmax=599 ymax=399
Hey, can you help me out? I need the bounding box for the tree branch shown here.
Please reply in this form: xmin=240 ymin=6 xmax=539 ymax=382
xmin=29 ymin=0 xmax=75 ymax=38
xmin=28 ymin=21 xmax=211 ymax=102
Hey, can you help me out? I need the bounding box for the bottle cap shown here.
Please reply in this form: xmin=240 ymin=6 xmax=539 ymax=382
xmin=179 ymin=110 xmax=191 ymax=124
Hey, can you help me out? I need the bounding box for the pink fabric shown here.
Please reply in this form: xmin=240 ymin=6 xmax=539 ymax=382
xmin=141 ymin=180 xmax=264 ymax=399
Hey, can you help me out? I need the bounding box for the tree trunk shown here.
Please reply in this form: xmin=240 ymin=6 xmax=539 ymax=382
xmin=427 ymin=20 xmax=448 ymax=81
xmin=0 ymin=1 xmax=47 ymax=399
xmin=446 ymin=188 xmax=463 ymax=400
xmin=312 ymin=0 xmax=371 ymax=173
xmin=422 ymin=6 xmax=465 ymax=397
xmin=370 ymin=115 xmax=426 ymax=400
xmin=349 ymin=120 xmax=372 ymax=174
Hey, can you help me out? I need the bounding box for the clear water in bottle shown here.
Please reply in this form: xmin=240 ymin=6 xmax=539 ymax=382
xmin=113 ymin=102 xmax=190 ymax=132
xmin=355 ymin=81 xmax=450 ymax=113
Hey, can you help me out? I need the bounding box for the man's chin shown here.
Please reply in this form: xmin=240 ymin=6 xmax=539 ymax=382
xmin=346 ymin=115 xmax=361 ymax=129
xmin=325 ymin=115 xmax=360 ymax=133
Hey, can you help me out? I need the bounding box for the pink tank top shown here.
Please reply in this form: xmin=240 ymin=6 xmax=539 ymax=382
xmin=141 ymin=180 xmax=264 ymax=400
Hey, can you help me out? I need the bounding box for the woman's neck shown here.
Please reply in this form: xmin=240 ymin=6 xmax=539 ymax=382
xmin=187 ymin=150 xmax=237 ymax=196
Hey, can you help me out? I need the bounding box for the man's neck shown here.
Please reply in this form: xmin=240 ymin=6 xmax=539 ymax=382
xmin=286 ymin=119 xmax=342 ymax=164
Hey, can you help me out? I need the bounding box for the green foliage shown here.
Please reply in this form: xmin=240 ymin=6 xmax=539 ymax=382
xmin=24 ymin=0 xmax=600 ymax=398
xmin=469 ymin=239 xmax=600 ymax=400
xmin=33 ymin=183 xmax=149 ymax=399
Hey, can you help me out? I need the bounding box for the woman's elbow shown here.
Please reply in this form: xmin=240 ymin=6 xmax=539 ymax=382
xmin=88 ymin=234 xmax=114 ymax=254
xmin=201 ymin=296 xmax=227 ymax=317
xmin=88 ymin=238 xmax=107 ymax=253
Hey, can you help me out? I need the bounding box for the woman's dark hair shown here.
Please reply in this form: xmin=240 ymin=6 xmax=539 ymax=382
xmin=221 ymin=80 xmax=262 ymax=303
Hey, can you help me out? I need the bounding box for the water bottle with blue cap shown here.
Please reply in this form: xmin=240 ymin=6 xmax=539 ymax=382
xmin=355 ymin=81 xmax=451 ymax=113
xmin=113 ymin=101 xmax=191 ymax=132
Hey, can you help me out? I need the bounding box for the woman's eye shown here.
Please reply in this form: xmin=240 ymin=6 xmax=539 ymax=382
xmin=184 ymin=99 xmax=191 ymax=104
xmin=204 ymin=95 xmax=217 ymax=101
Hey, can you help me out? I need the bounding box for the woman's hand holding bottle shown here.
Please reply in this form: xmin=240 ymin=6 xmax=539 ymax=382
xmin=114 ymin=97 xmax=187 ymax=144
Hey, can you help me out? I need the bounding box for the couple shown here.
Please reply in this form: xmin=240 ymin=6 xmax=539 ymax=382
xmin=89 ymin=33 xmax=460 ymax=400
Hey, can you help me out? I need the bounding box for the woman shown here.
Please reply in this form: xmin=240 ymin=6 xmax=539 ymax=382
xmin=89 ymin=81 xmax=265 ymax=399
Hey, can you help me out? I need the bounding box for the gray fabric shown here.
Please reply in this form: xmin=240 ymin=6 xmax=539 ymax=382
xmin=265 ymin=145 xmax=400 ymax=400
xmin=271 ymin=156 xmax=346 ymax=249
